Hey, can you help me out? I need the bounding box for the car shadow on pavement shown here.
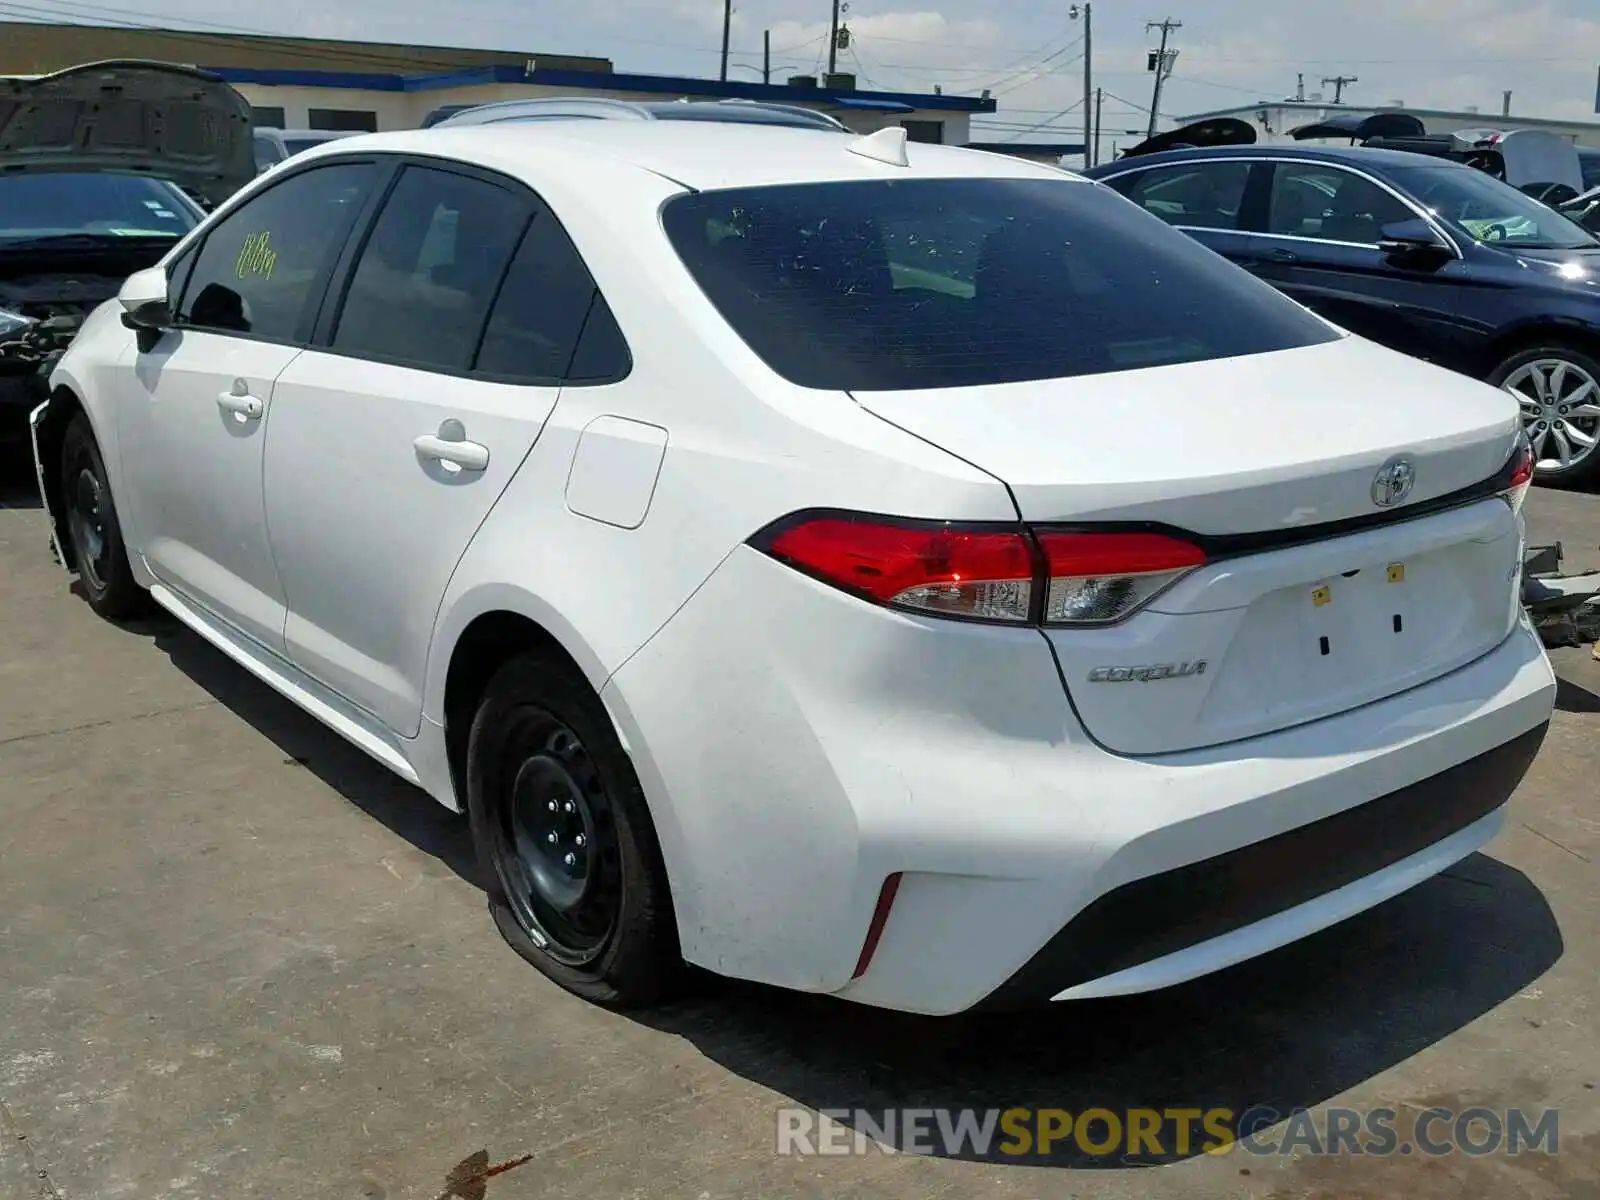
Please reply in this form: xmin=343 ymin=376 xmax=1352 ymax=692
xmin=140 ymin=608 xmax=1565 ymax=1171
xmin=635 ymin=851 xmax=1562 ymax=1168
xmin=148 ymin=619 xmax=484 ymax=890
xmin=1556 ymin=675 xmax=1600 ymax=713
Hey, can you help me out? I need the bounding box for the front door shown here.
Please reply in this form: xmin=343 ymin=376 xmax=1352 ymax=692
xmin=262 ymin=162 xmax=625 ymax=735
xmin=116 ymin=159 xmax=380 ymax=650
xmin=1248 ymin=160 xmax=1469 ymax=369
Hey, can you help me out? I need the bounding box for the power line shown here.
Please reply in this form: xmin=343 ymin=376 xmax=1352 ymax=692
xmin=998 ymin=96 xmax=1083 ymax=141
xmin=986 ymin=37 xmax=1085 ymax=99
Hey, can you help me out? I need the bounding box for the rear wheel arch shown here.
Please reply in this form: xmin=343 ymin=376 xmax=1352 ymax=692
xmin=440 ymin=610 xmax=619 ymax=811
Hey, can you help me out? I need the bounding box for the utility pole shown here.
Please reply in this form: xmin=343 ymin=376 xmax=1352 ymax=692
xmin=1094 ymin=86 xmax=1104 ymax=167
xmin=1322 ymin=74 xmax=1357 ymax=103
xmin=719 ymin=0 xmax=732 ymax=81
xmin=1145 ymin=18 xmax=1181 ymax=138
xmin=763 ymin=29 xmax=771 ymax=84
xmin=1071 ymin=4 xmax=1093 ymax=167
xmin=828 ymin=0 xmax=842 ymax=75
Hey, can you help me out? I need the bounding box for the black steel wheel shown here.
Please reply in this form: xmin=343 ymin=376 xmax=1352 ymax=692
xmin=466 ymin=650 xmax=681 ymax=1006
xmin=59 ymin=412 xmax=145 ymax=619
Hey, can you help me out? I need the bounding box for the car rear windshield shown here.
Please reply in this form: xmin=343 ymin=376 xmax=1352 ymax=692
xmin=660 ymin=177 xmax=1340 ymax=392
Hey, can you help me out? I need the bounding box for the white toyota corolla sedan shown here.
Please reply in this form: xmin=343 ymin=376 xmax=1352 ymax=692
xmin=30 ymin=118 xmax=1555 ymax=1016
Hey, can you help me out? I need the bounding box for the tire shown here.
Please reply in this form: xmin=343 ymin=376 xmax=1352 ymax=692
xmin=58 ymin=413 xmax=146 ymax=620
xmin=465 ymin=650 xmax=682 ymax=1007
xmin=1488 ymin=343 xmax=1600 ymax=488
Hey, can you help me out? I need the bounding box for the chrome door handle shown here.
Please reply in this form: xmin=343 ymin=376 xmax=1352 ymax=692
xmin=414 ymin=433 xmax=489 ymax=472
xmin=1269 ymin=247 xmax=1300 ymax=263
xmin=216 ymin=389 xmax=264 ymax=420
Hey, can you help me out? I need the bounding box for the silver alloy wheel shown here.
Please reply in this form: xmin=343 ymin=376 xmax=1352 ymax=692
xmin=1502 ymin=357 xmax=1600 ymax=473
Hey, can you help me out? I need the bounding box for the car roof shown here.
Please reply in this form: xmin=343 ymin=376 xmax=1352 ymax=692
xmin=254 ymin=128 xmax=359 ymax=141
xmin=296 ymin=120 xmax=1082 ymax=192
xmin=1086 ymin=142 xmax=1470 ymax=176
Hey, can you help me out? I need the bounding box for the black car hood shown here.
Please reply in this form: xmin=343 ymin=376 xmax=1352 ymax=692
xmin=0 ymin=60 xmax=253 ymax=207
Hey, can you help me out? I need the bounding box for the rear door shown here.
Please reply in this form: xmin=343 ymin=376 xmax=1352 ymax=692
xmin=1104 ymin=158 xmax=1268 ymax=271
xmin=262 ymin=160 xmax=626 ymax=736
xmin=1250 ymin=160 xmax=1470 ymax=368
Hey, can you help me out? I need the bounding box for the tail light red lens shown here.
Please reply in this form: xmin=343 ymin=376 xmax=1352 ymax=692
xmin=764 ymin=518 xmax=1036 ymax=622
xmin=758 ymin=516 xmax=1207 ymax=626
xmin=1501 ymin=434 xmax=1535 ymax=512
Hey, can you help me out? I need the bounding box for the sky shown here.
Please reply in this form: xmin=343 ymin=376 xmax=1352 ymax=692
xmin=7 ymin=0 xmax=1600 ymax=152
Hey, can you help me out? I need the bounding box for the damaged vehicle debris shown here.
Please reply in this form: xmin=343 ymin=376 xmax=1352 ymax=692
xmin=1 ymin=60 xmax=253 ymax=437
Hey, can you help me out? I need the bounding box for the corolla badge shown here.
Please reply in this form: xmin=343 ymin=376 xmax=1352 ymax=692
xmin=1088 ymin=661 xmax=1208 ymax=683
xmin=1370 ymin=455 xmax=1417 ymax=508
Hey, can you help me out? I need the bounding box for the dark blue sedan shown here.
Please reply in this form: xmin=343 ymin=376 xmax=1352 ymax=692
xmin=1083 ymin=144 xmax=1600 ymax=485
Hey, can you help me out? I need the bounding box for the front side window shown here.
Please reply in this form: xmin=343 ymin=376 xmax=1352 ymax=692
xmin=1390 ymin=163 xmax=1600 ymax=250
xmin=331 ymin=165 xmax=529 ymax=372
xmin=0 ymin=172 xmax=201 ymax=245
xmin=1119 ymin=161 xmax=1252 ymax=231
xmin=1267 ymin=163 xmax=1414 ymax=244
xmin=177 ymin=161 xmax=376 ymax=340
xmin=662 ymin=177 xmax=1340 ymax=392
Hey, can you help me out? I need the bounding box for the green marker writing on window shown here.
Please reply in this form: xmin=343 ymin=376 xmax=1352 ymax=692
xmin=236 ymin=231 xmax=277 ymax=281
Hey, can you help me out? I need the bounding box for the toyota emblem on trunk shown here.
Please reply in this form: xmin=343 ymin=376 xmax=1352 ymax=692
xmin=1370 ymin=456 xmax=1416 ymax=508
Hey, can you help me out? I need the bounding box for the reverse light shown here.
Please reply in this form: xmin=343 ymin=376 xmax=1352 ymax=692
xmin=1037 ymin=531 xmax=1208 ymax=625
xmin=757 ymin=515 xmax=1207 ymax=627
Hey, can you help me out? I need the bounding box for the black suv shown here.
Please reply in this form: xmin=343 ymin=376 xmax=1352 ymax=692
xmin=1084 ymin=144 xmax=1600 ymax=486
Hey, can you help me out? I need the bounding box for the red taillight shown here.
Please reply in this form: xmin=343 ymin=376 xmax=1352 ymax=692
xmin=757 ymin=516 xmax=1207 ymax=626
xmin=1502 ymin=434 xmax=1535 ymax=512
xmin=1037 ymin=531 xmax=1208 ymax=625
xmin=765 ymin=517 xmax=1036 ymax=622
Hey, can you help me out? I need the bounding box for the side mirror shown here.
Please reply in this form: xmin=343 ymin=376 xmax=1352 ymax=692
xmin=118 ymin=266 xmax=172 ymax=333
xmin=1378 ymin=218 xmax=1451 ymax=259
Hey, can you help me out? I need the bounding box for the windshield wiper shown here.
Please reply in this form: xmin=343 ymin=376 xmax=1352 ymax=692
xmin=0 ymin=232 xmax=180 ymax=250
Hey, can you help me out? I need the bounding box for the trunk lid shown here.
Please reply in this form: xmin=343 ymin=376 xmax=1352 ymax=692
xmin=853 ymin=336 xmax=1527 ymax=756
xmin=0 ymin=60 xmax=253 ymax=207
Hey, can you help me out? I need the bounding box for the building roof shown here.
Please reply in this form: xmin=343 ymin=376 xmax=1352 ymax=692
xmin=0 ymin=19 xmax=611 ymax=74
xmin=1176 ymin=99 xmax=1600 ymax=134
xmin=208 ymin=64 xmax=996 ymax=114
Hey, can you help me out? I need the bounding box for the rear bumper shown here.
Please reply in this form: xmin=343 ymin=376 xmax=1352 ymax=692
xmin=604 ymin=546 xmax=1557 ymax=1016
xmin=979 ymin=720 xmax=1546 ymax=1009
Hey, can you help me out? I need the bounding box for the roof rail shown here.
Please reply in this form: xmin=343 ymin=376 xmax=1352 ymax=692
xmin=425 ymin=95 xmax=852 ymax=133
xmin=432 ymin=98 xmax=657 ymax=127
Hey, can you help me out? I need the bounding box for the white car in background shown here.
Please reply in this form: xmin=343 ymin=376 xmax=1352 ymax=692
xmin=30 ymin=118 xmax=1554 ymax=1016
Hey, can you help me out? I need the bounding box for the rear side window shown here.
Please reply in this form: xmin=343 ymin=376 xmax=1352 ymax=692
xmin=475 ymin=207 xmax=630 ymax=384
xmin=1121 ymin=161 xmax=1252 ymax=231
xmin=332 ymin=165 xmax=530 ymax=373
xmin=661 ymin=177 xmax=1339 ymax=392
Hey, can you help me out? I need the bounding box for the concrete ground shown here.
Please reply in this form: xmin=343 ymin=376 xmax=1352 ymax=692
xmin=1 ymin=441 xmax=1597 ymax=1200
